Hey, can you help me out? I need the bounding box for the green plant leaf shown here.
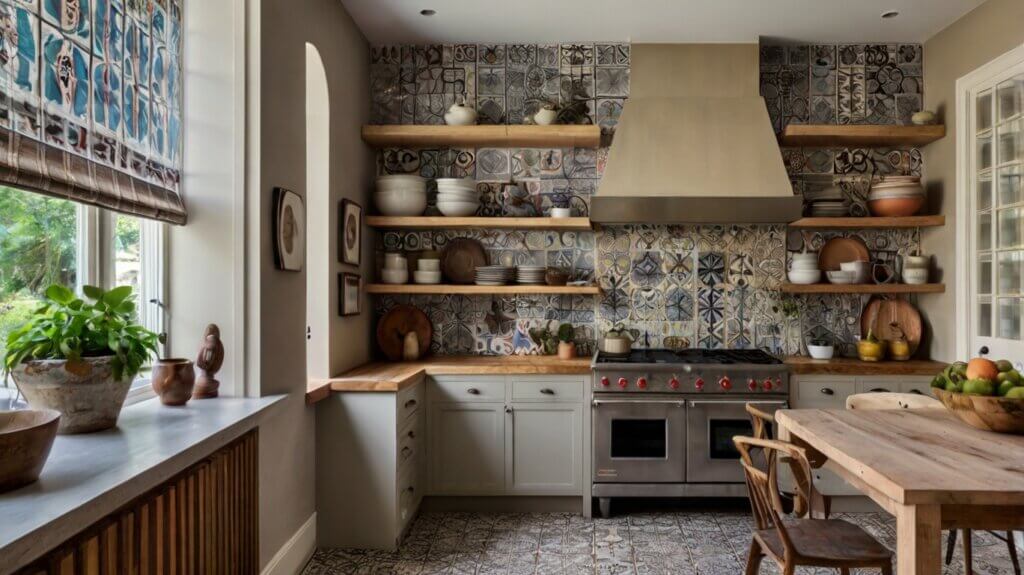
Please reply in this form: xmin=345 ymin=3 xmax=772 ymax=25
xmin=103 ymin=286 xmax=133 ymax=308
xmin=82 ymin=285 xmax=104 ymax=300
xmin=45 ymin=284 xmax=74 ymax=304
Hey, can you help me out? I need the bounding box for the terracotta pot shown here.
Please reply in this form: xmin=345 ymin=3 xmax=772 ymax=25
xmin=558 ymin=341 xmax=576 ymax=360
xmin=151 ymin=359 xmax=196 ymax=406
xmin=12 ymin=357 xmax=130 ymax=434
xmin=0 ymin=409 xmax=60 ymax=492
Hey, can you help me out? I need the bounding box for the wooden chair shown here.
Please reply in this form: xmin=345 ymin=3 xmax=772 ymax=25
xmin=844 ymin=392 xmax=1021 ymax=575
xmin=734 ymin=436 xmax=893 ymax=575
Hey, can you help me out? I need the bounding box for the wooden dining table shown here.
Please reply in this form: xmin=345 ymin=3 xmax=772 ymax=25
xmin=776 ymin=407 xmax=1024 ymax=575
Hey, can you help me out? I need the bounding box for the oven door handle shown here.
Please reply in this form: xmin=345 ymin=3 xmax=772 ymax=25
xmin=687 ymin=400 xmax=788 ymax=407
xmin=592 ymin=399 xmax=686 ymax=407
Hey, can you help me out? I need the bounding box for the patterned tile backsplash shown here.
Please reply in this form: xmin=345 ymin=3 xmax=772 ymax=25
xmin=371 ymin=43 xmax=926 ymax=358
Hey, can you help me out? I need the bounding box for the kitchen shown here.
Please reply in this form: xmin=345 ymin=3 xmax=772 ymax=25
xmin=0 ymin=1 xmax=1022 ymax=575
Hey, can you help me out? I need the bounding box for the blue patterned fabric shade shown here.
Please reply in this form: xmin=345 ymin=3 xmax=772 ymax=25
xmin=0 ymin=0 xmax=185 ymax=224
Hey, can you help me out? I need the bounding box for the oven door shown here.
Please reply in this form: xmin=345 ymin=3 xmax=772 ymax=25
xmin=592 ymin=397 xmax=687 ymax=484
xmin=686 ymin=399 xmax=787 ymax=483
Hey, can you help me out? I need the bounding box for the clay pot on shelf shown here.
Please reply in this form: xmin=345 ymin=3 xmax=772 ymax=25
xmin=151 ymin=358 xmax=196 ymax=406
xmin=534 ymin=104 xmax=559 ymax=126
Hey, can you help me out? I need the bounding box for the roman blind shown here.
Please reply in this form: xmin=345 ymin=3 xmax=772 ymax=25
xmin=0 ymin=0 xmax=185 ymax=225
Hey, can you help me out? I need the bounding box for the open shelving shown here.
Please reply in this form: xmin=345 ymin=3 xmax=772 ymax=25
xmin=781 ymin=283 xmax=945 ymax=295
xmin=366 ymin=284 xmax=601 ymax=296
xmin=366 ymin=216 xmax=593 ymax=231
xmin=788 ymin=216 xmax=945 ymax=229
xmin=779 ymin=124 xmax=946 ymax=147
xmin=362 ymin=124 xmax=602 ymax=149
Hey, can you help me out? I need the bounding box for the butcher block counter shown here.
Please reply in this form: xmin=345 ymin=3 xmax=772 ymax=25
xmin=784 ymin=356 xmax=947 ymax=376
xmin=306 ymin=355 xmax=593 ymax=403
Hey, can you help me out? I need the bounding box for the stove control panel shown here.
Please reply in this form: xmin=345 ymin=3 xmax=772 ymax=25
xmin=593 ymin=370 xmax=788 ymax=394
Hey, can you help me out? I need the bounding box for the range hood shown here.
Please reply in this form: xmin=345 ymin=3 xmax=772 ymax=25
xmin=591 ymin=44 xmax=802 ymax=225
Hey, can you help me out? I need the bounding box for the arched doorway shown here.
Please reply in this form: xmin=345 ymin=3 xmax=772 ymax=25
xmin=305 ymin=43 xmax=330 ymax=379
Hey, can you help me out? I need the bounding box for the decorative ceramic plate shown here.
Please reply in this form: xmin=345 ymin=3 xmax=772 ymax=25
xmin=818 ymin=237 xmax=870 ymax=272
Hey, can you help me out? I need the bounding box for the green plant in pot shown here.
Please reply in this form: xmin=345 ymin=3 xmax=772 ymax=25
xmin=528 ymin=326 xmax=559 ymax=356
xmin=4 ymin=285 xmax=160 ymax=434
xmin=556 ymin=323 xmax=576 ymax=360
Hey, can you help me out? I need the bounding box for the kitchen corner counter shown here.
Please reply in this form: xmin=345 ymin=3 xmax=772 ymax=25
xmin=307 ymin=355 xmax=593 ymax=402
xmin=784 ymin=356 xmax=947 ymax=376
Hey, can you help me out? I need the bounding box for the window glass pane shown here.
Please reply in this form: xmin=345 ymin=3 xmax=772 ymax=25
xmin=999 ymin=165 xmax=1023 ymax=206
xmin=978 ymin=91 xmax=993 ymax=132
xmin=979 ymin=133 xmax=993 ymax=170
xmin=998 ymin=251 xmax=1023 ymax=295
xmin=979 ymin=254 xmax=992 ymax=295
xmin=998 ymin=297 xmax=1022 ymax=340
xmin=996 ymin=76 xmax=1022 ymax=122
xmin=979 ymin=172 xmax=993 ymax=210
xmin=979 ymin=299 xmax=992 ymax=337
xmin=997 ymin=119 xmax=1022 ymax=165
xmin=113 ymin=215 xmax=141 ymax=322
xmin=998 ymin=207 xmax=1023 ymax=248
xmin=978 ymin=211 xmax=993 ymax=251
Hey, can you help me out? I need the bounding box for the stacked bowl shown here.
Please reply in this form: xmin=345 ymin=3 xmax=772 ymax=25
xmin=475 ymin=266 xmax=515 ymax=286
xmin=381 ymin=252 xmax=409 ymax=284
xmin=375 ymin=175 xmax=427 ymax=216
xmin=868 ymin=176 xmax=925 ymax=217
xmin=788 ymin=253 xmax=821 ymax=285
xmin=516 ymin=266 xmax=547 ymax=285
xmin=414 ymin=256 xmax=441 ymax=285
xmin=436 ymin=178 xmax=479 ymax=217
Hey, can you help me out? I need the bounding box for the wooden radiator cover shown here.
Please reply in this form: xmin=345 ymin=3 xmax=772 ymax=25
xmin=17 ymin=430 xmax=259 ymax=575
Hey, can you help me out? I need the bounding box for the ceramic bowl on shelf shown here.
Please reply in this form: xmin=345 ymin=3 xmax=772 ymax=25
xmin=868 ymin=196 xmax=926 ymax=217
xmin=437 ymin=200 xmax=480 ymax=217
xmin=380 ymin=268 xmax=409 ymax=284
xmin=902 ymin=268 xmax=930 ymax=285
xmin=418 ymin=259 xmax=441 ymax=272
xmin=550 ymin=207 xmax=572 ymax=218
xmin=787 ymin=269 xmax=822 ymax=285
xmin=377 ymin=174 xmax=426 ymax=190
xmin=826 ymin=270 xmax=858 ymax=284
xmin=413 ymin=270 xmax=442 ymax=284
xmin=807 ymin=344 xmax=835 ymax=360
xmin=790 ymin=259 xmax=820 ymax=271
xmin=374 ymin=190 xmax=427 ymax=216
xmin=840 ymin=261 xmax=871 ymax=284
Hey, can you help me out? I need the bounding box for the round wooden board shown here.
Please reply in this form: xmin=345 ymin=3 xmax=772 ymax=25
xmin=860 ymin=298 xmax=923 ymax=355
xmin=442 ymin=238 xmax=489 ymax=284
xmin=818 ymin=237 xmax=870 ymax=271
xmin=376 ymin=304 xmax=433 ymax=361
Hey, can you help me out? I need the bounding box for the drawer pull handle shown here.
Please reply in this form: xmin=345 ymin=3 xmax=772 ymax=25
xmin=404 ymin=399 xmax=417 ymax=409
xmin=401 ymin=446 xmax=413 ymax=458
xmin=406 ymin=486 xmax=415 ymax=494
xmin=540 ymin=388 xmax=555 ymax=395
xmin=908 ymin=389 xmax=923 ymax=395
xmin=505 ymin=406 xmax=513 ymax=414
xmin=467 ymin=387 xmax=481 ymax=395
xmin=820 ymin=388 xmax=834 ymax=396
xmin=407 ymin=430 xmax=416 ymax=439
xmin=869 ymin=388 xmax=889 ymax=393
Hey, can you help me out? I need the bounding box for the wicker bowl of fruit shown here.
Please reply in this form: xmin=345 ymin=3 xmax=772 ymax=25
xmin=931 ymin=358 xmax=1024 ymax=434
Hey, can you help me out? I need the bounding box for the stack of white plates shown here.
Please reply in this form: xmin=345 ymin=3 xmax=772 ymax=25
xmin=375 ymin=175 xmax=427 ymax=216
xmin=475 ymin=266 xmax=515 ymax=286
xmin=516 ymin=266 xmax=547 ymax=285
xmin=788 ymin=253 xmax=821 ymax=284
xmin=809 ymin=200 xmax=849 ymax=217
xmin=436 ymin=178 xmax=479 ymax=216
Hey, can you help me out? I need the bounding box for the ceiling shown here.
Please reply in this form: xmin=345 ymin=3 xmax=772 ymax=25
xmin=340 ymin=0 xmax=986 ymax=45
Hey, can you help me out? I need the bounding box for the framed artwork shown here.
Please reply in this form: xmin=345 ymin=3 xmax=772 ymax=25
xmin=273 ymin=187 xmax=305 ymax=272
xmin=339 ymin=273 xmax=361 ymax=316
xmin=340 ymin=199 xmax=362 ymax=266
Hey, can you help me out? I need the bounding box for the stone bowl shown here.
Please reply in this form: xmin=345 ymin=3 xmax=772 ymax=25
xmin=932 ymin=388 xmax=1024 ymax=434
xmin=12 ymin=357 xmax=131 ymax=434
xmin=0 ymin=409 xmax=60 ymax=492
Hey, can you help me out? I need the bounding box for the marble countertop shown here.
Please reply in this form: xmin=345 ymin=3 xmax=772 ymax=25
xmin=0 ymin=394 xmax=285 ymax=575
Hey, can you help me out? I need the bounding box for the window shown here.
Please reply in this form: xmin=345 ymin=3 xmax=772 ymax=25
xmin=0 ymin=186 xmax=165 ymax=406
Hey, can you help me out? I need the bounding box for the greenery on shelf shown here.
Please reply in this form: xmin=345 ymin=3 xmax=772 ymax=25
xmin=3 ymin=284 xmax=160 ymax=382
xmin=557 ymin=323 xmax=575 ymax=343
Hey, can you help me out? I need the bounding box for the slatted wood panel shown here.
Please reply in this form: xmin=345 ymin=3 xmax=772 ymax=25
xmin=17 ymin=431 xmax=258 ymax=575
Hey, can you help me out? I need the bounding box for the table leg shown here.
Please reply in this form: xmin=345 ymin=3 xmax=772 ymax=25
xmin=896 ymin=503 xmax=942 ymax=575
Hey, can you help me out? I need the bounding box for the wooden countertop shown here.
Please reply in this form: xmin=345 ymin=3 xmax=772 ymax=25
xmin=784 ymin=356 xmax=947 ymax=376
xmin=306 ymin=355 xmax=593 ymax=403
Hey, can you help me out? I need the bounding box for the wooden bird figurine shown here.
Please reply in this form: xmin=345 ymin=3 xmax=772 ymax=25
xmin=194 ymin=324 xmax=225 ymax=399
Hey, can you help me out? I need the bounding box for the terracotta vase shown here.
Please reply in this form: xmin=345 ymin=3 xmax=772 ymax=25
xmin=151 ymin=359 xmax=196 ymax=406
xmin=558 ymin=342 xmax=576 ymax=360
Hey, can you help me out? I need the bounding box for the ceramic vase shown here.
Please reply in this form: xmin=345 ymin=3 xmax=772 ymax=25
xmin=12 ymin=357 xmax=131 ymax=434
xmin=558 ymin=342 xmax=576 ymax=360
xmin=152 ymin=358 xmax=196 ymax=406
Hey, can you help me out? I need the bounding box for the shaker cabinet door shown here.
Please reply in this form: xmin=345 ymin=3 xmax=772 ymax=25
xmin=506 ymin=404 xmax=583 ymax=495
xmin=428 ymin=402 xmax=505 ymax=495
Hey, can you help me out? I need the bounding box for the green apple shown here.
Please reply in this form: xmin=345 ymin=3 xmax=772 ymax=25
xmin=962 ymin=378 xmax=995 ymax=396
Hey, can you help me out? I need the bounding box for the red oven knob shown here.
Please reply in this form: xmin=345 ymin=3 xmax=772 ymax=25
xmin=719 ymin=376 xmax=732 ymax=390
xmin=668 ymin=377 xmax=680 ymax=390
xmin=617 ymin=377 xmax=628 ymax=389
xmin=747 ymin=378 xmax=758 ymax=391
xmin=600 ymin=376 xmax=610 ymax=387
xmin=775 ymin=377 xmax=783 ymax=390
xmin=636 ymin=377 xmax=648 ymax=389
xmin=694 ymin=377 xmax=705 ymax=391
xmin=763 ymin=378 xmax=774 ymax=391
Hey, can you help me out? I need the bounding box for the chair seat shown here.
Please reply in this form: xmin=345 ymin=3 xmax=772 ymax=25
xmin=756 ymin=519 xmax=893 ymax=564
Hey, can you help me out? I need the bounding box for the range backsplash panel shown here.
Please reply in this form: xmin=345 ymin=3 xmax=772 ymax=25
xmin=371 ymin=43 xmax=924 ymax=358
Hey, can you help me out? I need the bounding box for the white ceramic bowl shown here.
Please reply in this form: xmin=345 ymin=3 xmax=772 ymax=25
xmin=792 ymin=253 xmax=818 ymax=263
xmin=807 ymin=344 xmax=835 ymax=360
xmin=418 ymin=259 xmax=440 ymax=272
xmin=413 ymin=270 xmax=442 ymax=284
xmin=380 ymin=268 xmax=409 ymax=284
xmin=551 ymin=207 xmax=572 ymax=218
xmin=826 ymin=270 xmax=857 ymax=284
xmin=383 ymin=253 xmax=407 ymax=270
xmin=903 ymin=255 xmax=931 ymax=269
xmin=788 ymin=269 xmax=822 ymax=285
xmin=436 ymin=191 xmax=479 ymax=202
xmin=436 ymin=177 xmax=476 ymax=188
xmin=377 ymin=174 xmax=426 ymax=185
xmin=840 ymin=261 xmax=871 ymax=283
xmin=375 ymin=190 xmax=427 ymax=216
xmin=903 ymin=268 xmax=930 ymax=284
xmin=437 ymin=201 xmax=479 ymax=217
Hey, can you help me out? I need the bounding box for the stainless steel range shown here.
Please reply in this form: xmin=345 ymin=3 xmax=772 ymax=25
xmin=591 ymin=348 xmax=789 ymax=517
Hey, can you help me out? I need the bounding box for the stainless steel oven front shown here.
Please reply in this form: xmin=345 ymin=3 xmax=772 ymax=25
xmin=592 ymin=396 xmax=687 ymax=484
xmin=685 ymin=398 xmax=787 ymax=483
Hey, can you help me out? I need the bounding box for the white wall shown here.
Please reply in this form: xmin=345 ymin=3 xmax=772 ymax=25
xmin=306 ymin=44 xmax=331 ymax=380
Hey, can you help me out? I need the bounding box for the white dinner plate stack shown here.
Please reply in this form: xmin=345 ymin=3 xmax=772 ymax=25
xmin=806 ymin=186 xmax=849 ymax=218
xmin=436 ymin=178 xmax=480 ymax=217
xmin=516 ymin=266 xmax=547 ymax=285
xmin=475 ymin=266 xmax=515 ymax=285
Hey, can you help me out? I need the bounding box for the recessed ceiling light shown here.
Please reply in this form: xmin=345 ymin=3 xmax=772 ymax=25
xmin=420 ymin=9 xmax=436 ymax=16
xmin=881 ymin=10 xmax=899 ymax=19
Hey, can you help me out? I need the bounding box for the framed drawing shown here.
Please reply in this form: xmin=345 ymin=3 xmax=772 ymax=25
xmin=340 ymin=199 xmax=362 ymax=266
xmin=339 ymin=273 xmax=361 ymax=316
xmin=273 ymin=187 xmax=305 ymax=271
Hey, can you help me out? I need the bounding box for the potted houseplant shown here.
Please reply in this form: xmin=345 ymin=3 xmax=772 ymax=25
xmin=528 ymin=325 xmax=559 ymax=356
xmin=557 ymin=323 xmax=576 ymax=360
xmin=3 ymin=284 xmax=160 ymax=434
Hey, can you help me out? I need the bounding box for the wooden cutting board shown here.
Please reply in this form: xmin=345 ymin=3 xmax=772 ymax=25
xmin=860 ymin=298 xmax=923 ymax=355
xmin=442 ymin=238 xmax=488 ymax=285
xmin=377 ymin=305 xmax=433 ymax=361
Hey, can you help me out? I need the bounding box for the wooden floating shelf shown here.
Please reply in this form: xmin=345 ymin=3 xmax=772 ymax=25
xmin=789 ymin=216 xmax=945 ymax=229
xmin=781 ymin=283 xmax=945 ymax=294
xmin=361 ymin=124 xmax=602 ymax=149
xmin=366 ymin=216 xmax=593 ymax=230
xmin=779 ymin=124 xmax=946 ymax=147
xmin=366 ymin=284 xmax=602 ymax=296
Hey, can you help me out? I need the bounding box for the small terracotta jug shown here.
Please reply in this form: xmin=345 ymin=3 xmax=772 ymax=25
xmin=152 ymin=359 xmax=196 ymax=406
xmin=558 ymin=341 xmax=577 ymax=360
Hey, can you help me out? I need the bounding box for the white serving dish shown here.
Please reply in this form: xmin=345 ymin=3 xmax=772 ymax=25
xmin=437 ymin=201 xmax=479 ymax=217
xmin=826 ymin=270 xmax=857 ymax=284
xmin=787 ymin=269 xmax=822 ymax=285
xmin=902 ymin=268 xmax=930 ymax=284
xmin=413 ymin=270 xmax=442 ymax=284
xmin=840 ymin=261 xmax=871 ymax=283
xmin=807 ymin=344 xmax=835 ymax=360
xmin=375 ymin=190 xmax=427 ymax=216
xmin=417 ymin=259 xmax=440 ymax=272
xmin=380 ymin=268 xmax=409 ymax=284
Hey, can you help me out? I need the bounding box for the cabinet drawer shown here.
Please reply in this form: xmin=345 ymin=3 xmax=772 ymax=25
xmin=855 ymin=378 xmax=897 ymax=394
xmin=794 ymin=378 xmax=857 ymax=409
xmin=512 ymin=377 xmax=585 ymax=401
xmin=397 ymin=381 xmax=424 ymax=426
xmin=398 ymin=414 xmax=423 ymax=474
xmin=430 ymin=377 xmax=506 ymax=402
xmin=397 ymin=459 xmax=420 ymax=533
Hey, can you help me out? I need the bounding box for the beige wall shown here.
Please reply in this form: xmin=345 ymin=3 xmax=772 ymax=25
xmin=254 ymin=0 xmax=374 ymax=567
xmin=921 ymin=0 xmax=1024 ymax=361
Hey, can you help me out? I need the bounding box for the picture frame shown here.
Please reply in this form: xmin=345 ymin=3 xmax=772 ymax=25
xmin=339 ymin=273 xmax=361 ymax=316
xmin=273 ymin=187 xmax=305 ymax=272
xmin=340 ymin=198 xmax=362 ymax=266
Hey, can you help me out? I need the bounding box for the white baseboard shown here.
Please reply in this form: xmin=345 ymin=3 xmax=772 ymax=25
xmin=262 ymin=512 xmax=317 ymax=575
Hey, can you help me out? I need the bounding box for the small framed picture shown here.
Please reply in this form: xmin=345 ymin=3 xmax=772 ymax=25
xmin=339 ymin=273 xmax=361 ymax=316
xmin=273 ymin=187 xmax=305 ymax=272
xmin=340 ymin=199 xmax=362 ymax=266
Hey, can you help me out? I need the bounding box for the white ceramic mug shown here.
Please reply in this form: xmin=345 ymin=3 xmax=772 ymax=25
xmin=550 ymin=207 xmax=572 ymax=218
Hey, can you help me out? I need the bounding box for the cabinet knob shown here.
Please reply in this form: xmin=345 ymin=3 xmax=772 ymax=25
xmin=540 ymin=388 xmax=555 ymax=395
xmin=869 ymin=388 xmax=889 ymax=393
xmin=467 ymin=387 xmax=480 ymax=395
xmin=505 ymin=406 xmax=513 ymax=414
xmin=820 ymin=387 xmax=834 ymax=396
xmin=404 ymin=399 xmax=417 ymax=409
xmin=407 ymin=430 xmax=416 ymax=438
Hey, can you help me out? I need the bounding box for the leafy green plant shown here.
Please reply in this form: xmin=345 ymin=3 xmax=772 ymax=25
xmin=3 ymin=284 xmax=160 ymax=381
xmin=528 ymin=326 xmax=558 ymax=355
xmin=557 ymin=323 xmax=575 ymax=343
